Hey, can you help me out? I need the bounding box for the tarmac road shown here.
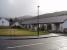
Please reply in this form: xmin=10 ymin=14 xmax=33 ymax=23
xmin=0 ymin=34 xmax=67 ymax=50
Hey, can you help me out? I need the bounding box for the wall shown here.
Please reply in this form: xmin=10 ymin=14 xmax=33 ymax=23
xmin=63 ymin=20 xmax=67 ymax=29
xmin=0 ymin=18 xmax=9 ymax=26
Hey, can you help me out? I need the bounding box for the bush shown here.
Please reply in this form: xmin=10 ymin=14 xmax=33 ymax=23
xmin=11 ymin=26 xmax=22 ymax=29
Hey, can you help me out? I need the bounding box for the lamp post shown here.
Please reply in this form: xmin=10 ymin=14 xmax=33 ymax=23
xmin=37 ymin=5 xmax=40 ymax=37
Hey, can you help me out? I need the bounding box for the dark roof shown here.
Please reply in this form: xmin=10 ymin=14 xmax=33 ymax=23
xmin=22 ymin=11 xmax=67 ymax=24
xmin=39 ymin=11 xmax=67 ymax=18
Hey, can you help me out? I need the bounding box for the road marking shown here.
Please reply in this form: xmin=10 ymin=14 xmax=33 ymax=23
xmin=7 ymin=43 xmax=44 ymax=49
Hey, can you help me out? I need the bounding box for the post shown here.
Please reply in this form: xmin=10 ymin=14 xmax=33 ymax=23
xmin=37 ymin=5 xmax=40 ymax=37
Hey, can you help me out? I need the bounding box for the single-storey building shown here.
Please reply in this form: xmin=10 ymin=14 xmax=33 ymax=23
xmin=21 ymin=11 xmax=67 ymax=32
xmin=0 ymin=18 xmax=9 ymax=26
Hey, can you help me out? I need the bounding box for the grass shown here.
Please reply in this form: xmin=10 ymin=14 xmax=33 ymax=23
xmin=0 ymin=29 xmax=48 ymax=36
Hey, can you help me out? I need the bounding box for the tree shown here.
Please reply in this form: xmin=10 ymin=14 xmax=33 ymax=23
xmin=9 ymin=18 xmax=13 ymax=26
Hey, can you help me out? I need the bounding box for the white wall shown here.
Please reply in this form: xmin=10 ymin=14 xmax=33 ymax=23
xmin=63 ymin=20 xmax=67 ymax=28
xmin=51 ymin=24 xmax=56 ymax=31
xmin=0 ymin=18 xmax=9 ymax=26
xmin=61 ymin=20 xmax=67 ymax=32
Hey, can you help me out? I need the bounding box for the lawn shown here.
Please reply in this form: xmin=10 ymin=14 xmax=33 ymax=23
xmin=0 ymin=29 xmax=48 ymax=36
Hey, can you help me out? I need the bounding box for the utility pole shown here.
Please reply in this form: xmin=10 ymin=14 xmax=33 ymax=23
xmin=37 ymin=5 xmax=40 ymax=37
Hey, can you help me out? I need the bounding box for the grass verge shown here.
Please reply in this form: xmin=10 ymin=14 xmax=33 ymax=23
xmin=0 ymin=29 xmax=48 ymax=36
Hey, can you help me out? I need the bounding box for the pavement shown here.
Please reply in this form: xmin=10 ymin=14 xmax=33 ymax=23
xmin=0 ymin=33 xmax=63 ymax=40
xmin=0 ymin=34 xmax=67 ymax=50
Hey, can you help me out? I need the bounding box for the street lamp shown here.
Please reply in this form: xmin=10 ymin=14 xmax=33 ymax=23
xmin=37 ymin=5 xmax=40 ymax=37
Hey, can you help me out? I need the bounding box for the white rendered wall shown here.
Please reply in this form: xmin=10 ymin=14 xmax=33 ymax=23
xmin=0 ymin=19 xmax=9 ymax=26
xmin=63 ymin=20 xmax=67 ymax=29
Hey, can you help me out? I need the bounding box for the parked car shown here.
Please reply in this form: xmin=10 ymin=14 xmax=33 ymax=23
xmin=64 ymin=28 xmax=67 ymax=33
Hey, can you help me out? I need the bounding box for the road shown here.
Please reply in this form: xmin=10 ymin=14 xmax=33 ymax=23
xmin=0 ymin=34 xmax=67 ymax=50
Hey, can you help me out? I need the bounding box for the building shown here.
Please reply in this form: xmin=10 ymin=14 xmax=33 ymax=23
xmin=9 ymin=19 xmax=24 ymax=28
xmin=21 ymin=11 xmax=67 ymax=32
xmin=0 ymin=18 xmax=9 ymax=26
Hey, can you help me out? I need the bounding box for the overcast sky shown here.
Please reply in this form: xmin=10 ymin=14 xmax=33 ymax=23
xmin=0 ymin=0 xmax=67 ymax=18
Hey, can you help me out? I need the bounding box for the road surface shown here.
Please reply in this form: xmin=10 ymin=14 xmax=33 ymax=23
xmin=0 ymin=34 xmax=67 ymax=50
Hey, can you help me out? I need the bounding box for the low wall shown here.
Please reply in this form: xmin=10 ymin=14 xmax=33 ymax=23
xmin=0 ymin=26 xmax=10 ymax=29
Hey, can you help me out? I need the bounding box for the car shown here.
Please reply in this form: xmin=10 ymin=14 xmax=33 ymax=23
xmin=64 ymin=28 xmax=67 ymax=33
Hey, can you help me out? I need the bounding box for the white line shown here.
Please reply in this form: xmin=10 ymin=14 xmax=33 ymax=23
xmin=7 ymin=43 xmax=44 ymax=49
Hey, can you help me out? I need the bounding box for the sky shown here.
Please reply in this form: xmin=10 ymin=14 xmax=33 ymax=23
xmin=0 ymin=0 xmax=67 ymax=18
